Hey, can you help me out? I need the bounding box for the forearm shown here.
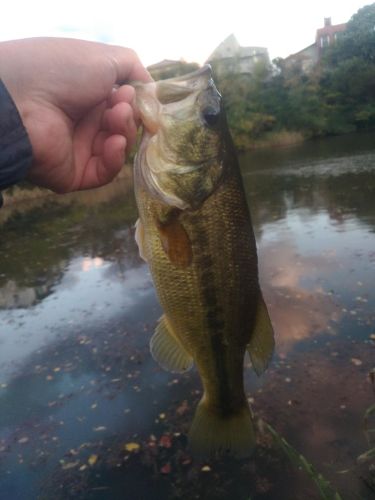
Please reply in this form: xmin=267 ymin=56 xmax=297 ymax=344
xmin=0 ymin=79 xmax=33 ymax=204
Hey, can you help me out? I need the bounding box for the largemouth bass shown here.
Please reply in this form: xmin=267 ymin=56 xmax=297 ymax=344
xmin=133 ymin=66 xmax=274 ymax=458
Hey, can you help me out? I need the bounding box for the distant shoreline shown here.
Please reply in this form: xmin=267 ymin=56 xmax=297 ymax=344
xmin=2 ymin=164 xmax=134 ymax=208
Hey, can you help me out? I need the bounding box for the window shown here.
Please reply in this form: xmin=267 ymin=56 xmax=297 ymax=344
xmin=320 ymin=35 xmax=330 ymax=48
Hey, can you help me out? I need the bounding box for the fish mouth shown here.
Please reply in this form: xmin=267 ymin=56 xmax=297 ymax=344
xmin=154 ymin=64 xmax=213 ymax=89
xmin=132 ymin=65 xmax=215 ymax=129
xmin=131 ymin=64 xmax=213 ymax=88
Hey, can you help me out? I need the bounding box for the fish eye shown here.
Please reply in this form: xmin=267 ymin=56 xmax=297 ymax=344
xmin=201 ymin=106 xmax=221 ymax=127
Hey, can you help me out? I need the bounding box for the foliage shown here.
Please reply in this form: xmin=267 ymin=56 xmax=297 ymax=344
xmin=212 ymin=3 xmax=375 ymax=150
xmin=326 ymin=3 xmax=375 ymax=64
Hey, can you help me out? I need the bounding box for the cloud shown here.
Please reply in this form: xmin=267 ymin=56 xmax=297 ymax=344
xmin=259 ymin=239 xmax=341 ymax=355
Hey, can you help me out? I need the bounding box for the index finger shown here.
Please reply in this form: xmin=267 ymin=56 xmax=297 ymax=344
xmin=108 ymin=46 xmax=153 ymax=85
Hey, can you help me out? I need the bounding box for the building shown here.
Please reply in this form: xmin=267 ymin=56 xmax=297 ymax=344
xmin=316 ymin=17 xmax=347 ymax=54
xmin=206 ymin=34 xmax=270 ymax=78
xmin=283 ymin=17 xmax=347 ymax=73
xmin=282 ymin=43 xmax=319 ymax=74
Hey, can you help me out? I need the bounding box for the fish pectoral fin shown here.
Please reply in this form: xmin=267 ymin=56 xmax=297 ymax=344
xmin=247 ymin=294 xmax=275 ymax=376
xmin=150 ymin=315 xmax=193 ymax=373
xmin=156 ymin=216 xmax=192 ymax=268
xmin=135 ymin=218 xmax=147 ymax=262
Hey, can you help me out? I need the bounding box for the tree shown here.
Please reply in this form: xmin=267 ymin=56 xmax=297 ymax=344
xmin=327 ymin=3 xmax=375 ymax=63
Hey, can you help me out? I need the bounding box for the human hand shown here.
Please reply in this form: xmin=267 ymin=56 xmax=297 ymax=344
xmin=0 ymin=37 xmax=151 ymax=192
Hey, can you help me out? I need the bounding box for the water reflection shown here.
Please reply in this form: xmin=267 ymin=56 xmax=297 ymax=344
xmin=0 ymin=254 xmax=152 ymax=381
xmin=0 ymin=133 xmax=374 ymax=499
xmin=259 ymin=238 xmax=341 ymax=355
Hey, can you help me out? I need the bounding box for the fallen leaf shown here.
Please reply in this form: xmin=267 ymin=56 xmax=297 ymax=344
xmin=176 ymin=401 xmax=189 ymax=416
xmin=124 ymin=442 xmax=140 ymax=452
xmin=159 ymin=435 xmax=172 ymax=448
xmin=62 ymin=461 xmax=79 ymax=470
xmin=351 ymin=358 xmax=362 ymax=366
xmin=160 ymin=463 xmax=171 ymax=474
xmin=201 ymin=465 xmax=211 ymax=472
xmin=88 ymin=454 xmax=98 ymax=466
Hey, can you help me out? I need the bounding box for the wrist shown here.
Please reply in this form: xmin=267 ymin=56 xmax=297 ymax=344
xmin=0 ymin=79 xmax=33 ymax=191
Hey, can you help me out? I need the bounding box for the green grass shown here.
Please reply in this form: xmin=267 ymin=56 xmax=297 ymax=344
xmin=262 ymin=421 xmax=343 ymax=500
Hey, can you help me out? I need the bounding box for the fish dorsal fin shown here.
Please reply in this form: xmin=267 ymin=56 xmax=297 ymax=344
xmin=150 ymin=315 xmax=193 ymax=373
xmin=247 ymin=295 xmax=275 ymax=376
xmin=135 ymin=218 xmax=147 ymax=262
xmin=156 ymin=214 xmax=192 ymax=268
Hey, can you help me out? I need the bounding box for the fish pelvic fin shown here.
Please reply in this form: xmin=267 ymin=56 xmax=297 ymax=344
xmin=247 ymin=294 xmax=275 ymax=376
xmin=188 ymin=398 xmax=255 ymax=459
xmin=150 ymin=315 xmax=193 ymax=373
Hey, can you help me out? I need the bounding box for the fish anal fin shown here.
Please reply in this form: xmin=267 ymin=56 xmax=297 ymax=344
xmin=150 ymin=315 xmax=193 ymax=373
xmin=247 ymin=295 xmax=275 ymax=376
xmin=156 ymin=214 xmax=192 ymax=268
xmin=135 ymin=218 xmax=147 ymax=262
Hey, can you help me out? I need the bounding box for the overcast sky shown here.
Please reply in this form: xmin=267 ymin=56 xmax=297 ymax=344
xmin=1 ymin=0 xmax=370 ymax=66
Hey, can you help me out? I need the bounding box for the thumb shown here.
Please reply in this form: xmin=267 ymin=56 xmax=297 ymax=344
xmin=106 ymin=46 xmax=153 ymax=85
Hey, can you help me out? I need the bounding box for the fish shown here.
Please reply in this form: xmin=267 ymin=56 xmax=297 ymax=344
xmin=133 ymin=65 xmax=274 ymax=458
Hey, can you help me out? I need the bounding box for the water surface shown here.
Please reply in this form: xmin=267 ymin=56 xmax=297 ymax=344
xmin=0 ymin=132 xmax=374 ymax=499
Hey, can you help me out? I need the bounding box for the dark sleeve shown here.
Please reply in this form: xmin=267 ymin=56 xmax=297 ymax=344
xmin=0 ymin=79 xmax=33 ymax=207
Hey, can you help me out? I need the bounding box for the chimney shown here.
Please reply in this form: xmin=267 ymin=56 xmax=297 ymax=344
xmin=324 ymin=17 xmax=332 ymax=27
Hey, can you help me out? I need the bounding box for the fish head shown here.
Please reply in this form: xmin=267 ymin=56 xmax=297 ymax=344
xmin=134 ymin=66 xmax=226 ymax=210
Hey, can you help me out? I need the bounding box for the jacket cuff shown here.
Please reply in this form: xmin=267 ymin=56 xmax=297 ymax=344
xmin=0 ymin=79 xmax=33 ymax=196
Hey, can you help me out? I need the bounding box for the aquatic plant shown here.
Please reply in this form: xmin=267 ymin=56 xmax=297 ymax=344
xmin=262 ymin=421 xmax=343 ymax=500
xmin=357 ymin=370 xmax=375 ymax=493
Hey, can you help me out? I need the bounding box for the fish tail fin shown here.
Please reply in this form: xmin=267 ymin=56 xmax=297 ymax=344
xmin=188 ymin=398 xmax=255 ymax=458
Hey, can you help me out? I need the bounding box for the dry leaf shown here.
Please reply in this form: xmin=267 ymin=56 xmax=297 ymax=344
xmin=124 ymin=442 xmax=140 ymax=452
xmin=88 ymin=454 xmax=98 ymax=466
xmin=159 ymin=435 xmax=172 ymax=448
xmin=160 ymin=463 xmax=171 ymax=474
xmin=62 ymin=461 xmax=79 ymax=470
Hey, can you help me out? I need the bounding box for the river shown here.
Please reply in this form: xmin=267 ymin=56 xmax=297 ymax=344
xmin=0 ymin=132 xmax=374 ymax=499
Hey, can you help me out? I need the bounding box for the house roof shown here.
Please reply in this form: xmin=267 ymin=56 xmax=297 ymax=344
xmin=316 ymin=22 xmax=347 ymax=39
xmin=206 ymin=34 xmax=267 ymax=62
xmin=284 ymin=43 xmax=316 ymax=61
